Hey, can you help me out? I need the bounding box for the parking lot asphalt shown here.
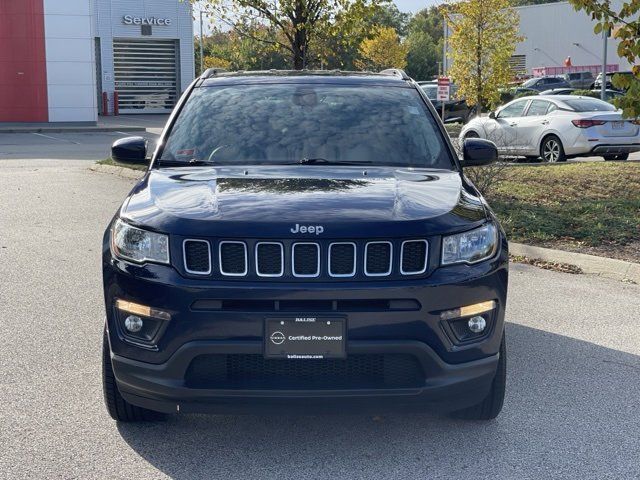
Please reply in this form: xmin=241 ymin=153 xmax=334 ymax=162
xmin=1 ymin=159 xmax=639 ymax=479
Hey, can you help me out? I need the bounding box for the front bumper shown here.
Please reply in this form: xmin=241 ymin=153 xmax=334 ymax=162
xmin=111 ymin=339 xmax=500 ymax=414
xmin=103 ymin=240 xmax=508 ymax=414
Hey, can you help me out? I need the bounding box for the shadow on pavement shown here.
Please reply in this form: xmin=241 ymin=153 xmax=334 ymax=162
xmin=117 ymin=323 xmax=640 ymax=479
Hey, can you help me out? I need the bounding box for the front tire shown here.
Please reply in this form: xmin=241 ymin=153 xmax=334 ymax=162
xmin=541 ymin=135 xmax=566 ymax=162
xmin=451 ymin=333 xmax=506 ymax=421
xmin=102 ymin=329 xmax=164 ymax=422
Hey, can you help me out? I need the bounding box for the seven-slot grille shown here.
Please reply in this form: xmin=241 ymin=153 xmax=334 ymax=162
xmin=182 ymin=239 xmax=429 ymax=279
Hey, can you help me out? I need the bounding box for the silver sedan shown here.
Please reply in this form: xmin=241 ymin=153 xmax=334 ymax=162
xmin=459 ymin=95 xmax=640 ymax=162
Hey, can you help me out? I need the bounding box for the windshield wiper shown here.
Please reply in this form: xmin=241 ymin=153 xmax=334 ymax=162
xmin=297 ymin=157 xmax=373 ymax=165
xmin=156 ymin=158 xmax=217 ymax=167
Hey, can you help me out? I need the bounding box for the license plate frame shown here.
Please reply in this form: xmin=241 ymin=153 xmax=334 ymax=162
xmin=264 ymin=316 xmax=346 ymax=359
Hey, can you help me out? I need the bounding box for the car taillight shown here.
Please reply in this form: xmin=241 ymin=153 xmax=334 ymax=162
xmin=572 ymin=119 xmax=607 ymax=128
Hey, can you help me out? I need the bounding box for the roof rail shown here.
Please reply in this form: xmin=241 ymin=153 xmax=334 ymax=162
xmin=200 ymin=67 xmax=228 ymax=79
xmin=379 ymin=68 xmax=411 ymax=80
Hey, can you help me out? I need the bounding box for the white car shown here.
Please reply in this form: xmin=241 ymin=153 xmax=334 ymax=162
xmin=459 ymin=95 xmax=640 ymax=161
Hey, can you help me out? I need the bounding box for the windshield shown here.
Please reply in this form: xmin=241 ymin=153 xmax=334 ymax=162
xmin=159 ymin=84 xmax=453 ymax=169
xmin=420 ymin=85 xmax=437 ymax=100
xmin=522 ymin=78 xmax=537 ymax=87
xmin=562 ymin=98 xmax=616 ymax=112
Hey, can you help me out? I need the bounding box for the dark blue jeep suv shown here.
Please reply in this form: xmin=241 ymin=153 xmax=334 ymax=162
xmin=102 ymin=69 xmax=508 ymax=422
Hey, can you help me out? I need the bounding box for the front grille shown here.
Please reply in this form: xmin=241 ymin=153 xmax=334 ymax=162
xmin=183 ymin=240 xmax=211 ymax=274
xmin=292 ymin=243 xmax=320 ymax=277
xmin=256 ymin=242 xmax=284 ymax=277
xmin=182 ymin=238 xmax=430 ymax=280
xmin=365 ymin=242 xmax=392 ymax=276
xmin=219 ymin=241 xmax=247 ymax=275
xmin=401 ymin=240 xmax=428 ymax=274
xmin=185 ymin=354 xmax=425 ymax=390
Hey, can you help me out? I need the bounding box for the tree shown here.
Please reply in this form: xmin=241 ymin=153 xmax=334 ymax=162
xmin=404 ymin=6 xmax=443 ymax=81
xmin=569 ymin=0 xmax=640 ymax=118
xmin=442 ymin=0 xmax=522 ymax=111
xmin=356 ymin=26 xmax=407 ymax=70
xmin=196 ymin=0 xmax=386 ymax=70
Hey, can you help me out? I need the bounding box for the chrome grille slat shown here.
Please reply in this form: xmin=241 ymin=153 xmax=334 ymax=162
xmin=256 ymin=242 xmax=284 ymax=277
xmin=400 ymin=240 xmax=429 ymax=275
xmin=218 ymin=241 xmax=248 ymax=276
xmin=183 ymin=239 xmax=211 ymax=275
xmin=292 ymin=242 xmax=320 ymax=277
xmin=364 ymin=241 xmax=393 ymax=277
xmin=328 ymin=242 xmax=357 ymax=277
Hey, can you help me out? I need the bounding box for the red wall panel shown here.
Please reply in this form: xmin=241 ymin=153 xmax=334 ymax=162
xmin=0 ymin=0 xmax=48 ymax=122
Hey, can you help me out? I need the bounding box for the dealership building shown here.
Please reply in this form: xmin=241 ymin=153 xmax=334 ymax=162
xmin=510 ymin=1 xmax=634 ymax=76
xmin=0 ymin=0 xmax=194 ymax=123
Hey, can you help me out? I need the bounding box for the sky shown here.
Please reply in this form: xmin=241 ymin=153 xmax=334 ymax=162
xmin=394 ymin=0 xmax=438 ymax=12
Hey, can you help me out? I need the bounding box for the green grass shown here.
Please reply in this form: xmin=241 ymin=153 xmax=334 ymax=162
xmin=97 ymin=157 xmax=148 ymax=171
xmin=485 ymin=162 xmax=640 ymax=254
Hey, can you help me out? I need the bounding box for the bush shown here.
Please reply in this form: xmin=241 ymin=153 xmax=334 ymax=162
xmin=444 ymin=122 xmax=463 ymax=138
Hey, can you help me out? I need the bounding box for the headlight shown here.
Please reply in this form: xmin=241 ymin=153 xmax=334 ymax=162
xmin=111 ymin=218 xmax=169 ymax=264
xmin=442 ymin=223 xmax=498 ymax=265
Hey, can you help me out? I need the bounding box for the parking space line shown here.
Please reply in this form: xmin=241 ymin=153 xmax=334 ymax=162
xmin=31 ymin=132 xmax=80 ymax=145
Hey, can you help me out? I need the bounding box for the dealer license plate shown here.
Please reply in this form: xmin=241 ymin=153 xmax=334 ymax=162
xmin=264 ymin=317 xmax=346 ymax=359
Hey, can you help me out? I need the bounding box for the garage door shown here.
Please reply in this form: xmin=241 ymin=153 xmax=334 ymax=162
xmin=113 ymin=39 xmax=179 ymax=114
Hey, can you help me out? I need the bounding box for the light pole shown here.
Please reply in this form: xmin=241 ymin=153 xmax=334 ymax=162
xmin=601 ymin=28 xmax=607 ymax=101
xmin=199 ymin=10 xmax=204 ymax=75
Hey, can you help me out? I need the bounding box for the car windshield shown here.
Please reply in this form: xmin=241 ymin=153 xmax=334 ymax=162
xmin=421 ymin=85 xmax=437 ymax=100
xmin=159 ymin=83 xmax=453 ymax=169
xmin=522 ymin=78 xmax=538 ymax=87
xmin=562 ymin=98 xmax=616 ymax=112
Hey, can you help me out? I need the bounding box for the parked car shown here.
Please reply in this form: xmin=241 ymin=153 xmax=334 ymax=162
xmin=102 ymin=69 xmax=509 ymax=422
xmin=460 ymin=95 xmax=640 ymax=162
xmin=417 ymin=81 xmax=476 ymax=123
xmin=592 ymin=71 xmax=634 ymax=90
xmin=593 ymin=89 xmax=625 ymax=101
xmin=521 ymin=76 xmax=571 ymax=91
xmin=539 ymin=88 xmax=576 ymax=95
xmin=563 ymin=71 xmax=594 ymax=89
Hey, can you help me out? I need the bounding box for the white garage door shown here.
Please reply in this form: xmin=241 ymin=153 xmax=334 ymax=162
xmin=113 ymin=39 xmax=179 ymax=114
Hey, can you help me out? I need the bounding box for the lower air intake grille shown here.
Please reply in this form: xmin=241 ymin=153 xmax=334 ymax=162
xmin=185 ymin=354 xmax=425 ymax=390
xmin=401 ymin=240 xmax=428 ymax=274
xmin=183 ymin=240 xmax=210 ymax=274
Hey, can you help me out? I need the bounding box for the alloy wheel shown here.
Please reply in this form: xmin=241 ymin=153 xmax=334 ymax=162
xmin=543 ymin=139 xmax=560 ymax=162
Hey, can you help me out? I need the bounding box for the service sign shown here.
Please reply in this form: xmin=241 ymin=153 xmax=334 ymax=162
xmin=437 ymin=77 xmax=450 ymax=101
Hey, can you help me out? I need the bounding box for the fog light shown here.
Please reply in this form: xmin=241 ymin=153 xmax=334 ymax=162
xmin=124 ymin=315 xmax=143 ymax=333
xmin=468 ymin=315 xmax=486 ymax=333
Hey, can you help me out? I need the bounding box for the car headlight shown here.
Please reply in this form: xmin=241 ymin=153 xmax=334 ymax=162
xmin=442 ymin=223 xmax=498 ymax=265
xmin=111 ymin=218 xmax=169 ymax=264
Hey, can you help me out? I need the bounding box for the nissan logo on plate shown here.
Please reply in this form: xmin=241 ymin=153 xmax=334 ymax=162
xmin=270 ymin=331 xmax=285 ymax=345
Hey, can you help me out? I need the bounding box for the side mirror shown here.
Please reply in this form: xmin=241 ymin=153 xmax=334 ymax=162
xmin=111 ymin=136 xmax=148 ymax=164
xmin=489 ymin=111 xmax=496 ymax=119
xmin=462 ymin=138 xmax=498 ymax=167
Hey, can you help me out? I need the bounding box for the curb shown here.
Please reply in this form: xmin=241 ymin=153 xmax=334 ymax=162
xmin=90 ymin=164 xmax=145 ymax=180
xmin=0 ymin=126 xmax=145 ymax=134
xmin=509 ymin=242 xmax=639 ymax=283
xmin=88 ymin=163 xmax=640 ymax=284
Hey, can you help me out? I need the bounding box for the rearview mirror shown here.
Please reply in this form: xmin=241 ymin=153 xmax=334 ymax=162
xmin=489 ymin=111 xmax=496 ymax=119
xmin=111 ymin=136 xmax=148 ymax=164
xmin=462 ymin=138 xmax=498 ymax=167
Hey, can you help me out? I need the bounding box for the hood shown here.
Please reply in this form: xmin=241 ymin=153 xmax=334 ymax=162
xmin=121 ymin=166 xmax=487 ymax=238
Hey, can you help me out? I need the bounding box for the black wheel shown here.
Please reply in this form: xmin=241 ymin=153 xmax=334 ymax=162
xmin=102 ymin=329 xmax=164 ymax=422
xmin=603 ymin=153 xmax=629 ymax=161
xmin=524 ymin=156 xmax=540 ymax=163
xmin=464 ymin=131 xmax=479 ymax=139
xmin=540 ymin=135 xmax=566 ymax=162
xmin=451 ymin=333 xmax=506 ymax=420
